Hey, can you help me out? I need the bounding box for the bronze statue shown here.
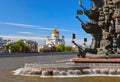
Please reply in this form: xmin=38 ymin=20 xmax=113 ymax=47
xmin=72 ymin=0 xmax=120 ymax=58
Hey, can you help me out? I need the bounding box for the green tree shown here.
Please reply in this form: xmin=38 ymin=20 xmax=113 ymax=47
xmin=6 ymin=40 xmax=26 ymax=53
xmin=15 ymin=40 xmax=25 ymax=52
xmin=6 ymin=43 xmax=11 ymax=50
xmin=71 ymin=47 xmax=76 ymax=52
xmin=64 ymin=46 xmax=72 ymax=51
xmin=40 ymin=48 xmax=45 ymax=52
xmin=12 ymin=43 xmax=20 ymax=53
xmin=56 ymin=44 xmax=65 ymax=52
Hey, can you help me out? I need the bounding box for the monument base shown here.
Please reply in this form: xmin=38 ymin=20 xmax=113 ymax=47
xmin=70 ymin=57 xmax=120 ymax=63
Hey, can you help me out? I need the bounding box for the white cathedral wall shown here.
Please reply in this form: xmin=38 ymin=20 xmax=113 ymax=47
xmin=45 ymin=33 xmax=65 ymax=46
xmin=51 ymin=34 xmax=59 ymax=39
xmin=57 ymin=40 xmax=65 ymax=45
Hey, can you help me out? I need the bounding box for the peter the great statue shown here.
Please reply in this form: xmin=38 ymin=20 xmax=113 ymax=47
xmin=72 ymin=0 xmax=120 ymax=58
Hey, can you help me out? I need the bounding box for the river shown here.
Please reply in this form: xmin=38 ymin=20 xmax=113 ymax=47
xmin=0 ymin=54 xmax=120 ymax=82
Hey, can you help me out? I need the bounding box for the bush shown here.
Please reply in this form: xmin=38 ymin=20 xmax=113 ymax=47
xmin=64 ymin=46 xmax=72 ymax=51
xmin=56 ymin=44 xmax=64 ymax=52
xmin=40 ymin=48 xmax=46 ymax=52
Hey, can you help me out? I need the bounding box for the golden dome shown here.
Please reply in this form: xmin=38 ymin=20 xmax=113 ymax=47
xmin=52 ymin=28 xmax=59 ymax=34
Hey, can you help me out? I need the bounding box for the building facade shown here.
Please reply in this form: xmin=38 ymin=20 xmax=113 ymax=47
xmin=0 ymin=37 xmax=7 ymax=53
xmin=7 ymin=39 xmax=38 ymax=53
xmin=23 ymin=40 xmax=38 ymax=53
xmin=45 ymin=28 xmax=65 ymax=46
xmin=39 ymin=28 xmax=65 ymax=51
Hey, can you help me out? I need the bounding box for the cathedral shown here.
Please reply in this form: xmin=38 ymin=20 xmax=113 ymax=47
xmin=45 ymin=28 xmax=65 ymax=47
xmin=39 ymin=28 xmax=65 ymax=51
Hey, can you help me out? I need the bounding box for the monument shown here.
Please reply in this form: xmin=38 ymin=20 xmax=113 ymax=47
xmin=72 ymin=0 xmax=120 ymax=58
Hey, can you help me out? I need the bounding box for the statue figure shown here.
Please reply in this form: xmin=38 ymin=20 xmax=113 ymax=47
xmin=72 ymin=0 xmax=120 ymax=58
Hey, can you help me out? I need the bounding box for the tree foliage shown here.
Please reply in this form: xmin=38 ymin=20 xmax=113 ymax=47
xmin=55 ymin=44 xmax=65 ymax=52
xmin=40 ymin=48 xmax=46 ymax=52
xmin=64 ymin=46 xmax=72 ymax=51
xmin=15 ymin=40 xmax=25 ymax=52
xmin=6 ymin=40 xmax=33 ymax=53
xmin=39 ymin=44 xmax=76 ymax=52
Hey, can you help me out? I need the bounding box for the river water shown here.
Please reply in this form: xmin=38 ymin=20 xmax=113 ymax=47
xmin=0 ymin=54 xmax=120 ymax=82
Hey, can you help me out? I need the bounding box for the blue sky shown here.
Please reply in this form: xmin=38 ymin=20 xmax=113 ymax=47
xmin=0 ymin=0 xmax=92 ymax=45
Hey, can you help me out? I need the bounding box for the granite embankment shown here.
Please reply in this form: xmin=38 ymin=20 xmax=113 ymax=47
xmin=0 ymin=52 xmax=77 ymax=57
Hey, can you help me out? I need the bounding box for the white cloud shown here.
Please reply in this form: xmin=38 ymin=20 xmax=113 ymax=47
xmin=0 ymin=22 xmax=37 ymax=28
xmin=0 ymin=21 xmax=71 ymax=32
xmin=37 ymin=27 xmax=53 ymax=31
xmin=0 ymin=35 xmax=45 ymax=40
xmin=18 ymin=31 xmax=33 ymax=34
xmin=59 ymin=29 xmax=72 ymax=32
